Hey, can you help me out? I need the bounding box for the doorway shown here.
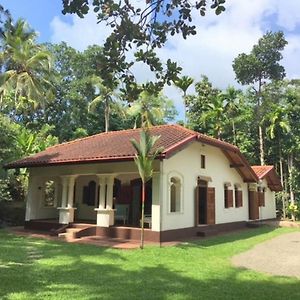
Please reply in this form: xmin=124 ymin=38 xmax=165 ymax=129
xmin=196 ymin=180 xmax=208 ymax=225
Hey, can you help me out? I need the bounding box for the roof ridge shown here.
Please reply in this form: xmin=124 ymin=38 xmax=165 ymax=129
xmin=46 ymin=124 xmax=189 ymax=151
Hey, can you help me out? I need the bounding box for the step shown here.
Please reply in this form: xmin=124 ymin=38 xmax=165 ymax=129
xmin=196 ymin=229 xmax=218 ymax=237
xmin=69 ymin=223 xmax=96 ymax=229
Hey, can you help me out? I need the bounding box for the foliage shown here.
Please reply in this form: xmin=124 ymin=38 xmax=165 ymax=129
xmin=0 ymin=19 xmax=54 ymax=113
xmin=127 ymin=90 xmax=177 ymax=128
xmin=232 ymin=31 xmax=288 ymax=165
xmin=62 ymin=0 xmax=226 ymax=99
xmin=174 ymin=75 xmax=194 ymax=125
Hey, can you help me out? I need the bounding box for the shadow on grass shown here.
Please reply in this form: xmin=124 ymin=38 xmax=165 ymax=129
xmin=1 ymin=228 xmax=299 ymax=300
xmin=178 ymin=226 xmax=277 ymax=248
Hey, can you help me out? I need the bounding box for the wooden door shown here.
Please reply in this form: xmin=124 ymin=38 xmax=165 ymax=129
xmin=207 ymin=187 xmax=215 ymax=225
xmin=195 ymin=184 xmax=215 ymax=225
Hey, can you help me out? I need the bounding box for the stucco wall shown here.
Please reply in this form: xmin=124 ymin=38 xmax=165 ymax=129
xmin=161 ymin=141 xmax=249 ymax=231
xmin=259 ymin=178 xmax=276 ymax=220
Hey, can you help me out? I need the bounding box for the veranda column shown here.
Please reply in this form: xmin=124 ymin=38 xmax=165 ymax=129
xmin=97 ymin=176 xmax=106 ymax=210
xmin=61 ymin=176 xmax=68 ymax=209
xmin=25 ymin=176 xmax=38 ymax=221
xmin=106 ymin=176 xmax=115 ymax=226
xmin=151 ymin=173 xmax=160 ymax=231
xmin=95 ymin=176 xmax=109 ymax=227
xmin=106 ymin=176 xmax=114 ymax=210
xmin=58 ymin=176 xmax=77 ymax=224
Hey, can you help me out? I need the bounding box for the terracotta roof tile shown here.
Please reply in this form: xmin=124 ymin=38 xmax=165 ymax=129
xmin=4 ymin=124 xmax=260 ymax=184
xmin=251 ymin=165 xmax=274 ymax=179
xmin=251 ymin=165 xmax=282 ymax=192
xmin=6 ymin=125 xmax=198 ymax=168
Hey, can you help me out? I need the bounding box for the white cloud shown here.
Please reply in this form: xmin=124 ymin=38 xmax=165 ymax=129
xmin=50 ymin=0 xmax=300 ymax=120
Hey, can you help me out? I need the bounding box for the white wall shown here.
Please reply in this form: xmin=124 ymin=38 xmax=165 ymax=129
xmin=161 ymin=142 xmax=249 ymax=231
xmin=259 ymin=178 xmax=276 ymax=220
xmin=26 ymin=174 xmax=59 ymax=220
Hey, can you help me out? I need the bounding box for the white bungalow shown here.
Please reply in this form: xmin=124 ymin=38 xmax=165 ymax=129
xmin=6 ymin=125 xmax=282 ymax=242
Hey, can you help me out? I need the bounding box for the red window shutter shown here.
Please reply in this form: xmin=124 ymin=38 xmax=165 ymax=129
xmin=228 ymin=190 xmax=233 ymax=207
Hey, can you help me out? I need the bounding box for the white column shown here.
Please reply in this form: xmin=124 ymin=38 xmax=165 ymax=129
xmin=61 ymin=177 xmax=68 ymax=208
xmin=151 ymin=173 xmax=160 ymax=231
xmin=25 ymin=176 xmax=37 ymax=221
xmin=106 ymin=176 xmax=114 ymax=210
xmin=97 ymin=176 xmax=106 ymax=209
xmin=58 ymin=175 xmax=77 ymax=224
xmin=67 ymin=176 xmax=76 ymax=208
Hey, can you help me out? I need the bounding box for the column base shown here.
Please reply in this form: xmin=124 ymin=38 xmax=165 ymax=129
xmin=95 ymin=208 xmax=115 ymax=227
xmin=57 ymin=207 xmax=77 ymax=224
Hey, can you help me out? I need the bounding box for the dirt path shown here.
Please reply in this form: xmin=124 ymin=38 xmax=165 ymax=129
xmin=232 ymin=232 xmax=300 ymax=279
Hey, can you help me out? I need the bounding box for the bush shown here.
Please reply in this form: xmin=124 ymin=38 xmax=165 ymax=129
xmin=0 ymin=201 xmax=25 ymax=227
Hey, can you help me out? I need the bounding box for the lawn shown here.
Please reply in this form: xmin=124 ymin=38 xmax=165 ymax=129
xmin=0 ymin=227 xmax=300 ymax=300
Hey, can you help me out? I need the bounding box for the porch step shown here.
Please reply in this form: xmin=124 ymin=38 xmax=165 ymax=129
xmin=246 ymin=221 xmax=264 ymax=228
xmin=69 ymin=223 xmax=96 ymax=229
xmin=58 ymin=226 xmax=94 ymax=241
xmin=196 ymin=229 xmax=218 ymax=237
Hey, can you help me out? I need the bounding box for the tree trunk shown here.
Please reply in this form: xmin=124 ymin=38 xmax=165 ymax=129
xmin=183 ymin=92 xmax=187 ymax=127
xmin=258 ymin=125 xmax=265 ymax=165
xmin=288 ymin=153 xmax=295 ymax=221
xmin=232 ymin=120 xmax=236 ymax=145
xmin=257 ymin=79 xmax=265 ymax=166
xmin=140 ymin=182 xmax=145 ymax=249
xmin=279 ymin=147 xmax=285 ymax=219
xmin=105 ymin=99 xmax=109 ymax=133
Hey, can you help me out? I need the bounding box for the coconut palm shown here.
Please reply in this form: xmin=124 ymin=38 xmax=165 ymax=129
xmin=88 ymin=76 xmax=120 ymax=132
xmin=0 ymin=19 xmax=53 ymax=111
xmin=174 ymin=75 xmax=194 ymax=126
xmin=221 ymin=86 xmax=241 ymax=144
xmin=130 ymin=129 xmax=163 ymax=249
xmin=127 ymin=91 xmax=176 ymax=128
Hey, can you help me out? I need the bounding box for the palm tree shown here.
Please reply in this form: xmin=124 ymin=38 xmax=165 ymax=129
xmin=174 ymin=75 xmax=194 ymax=126
xmin=88 ymin=76 xmax=120 ymax=132
xmin=200 ymin=93 xmax=228 ymax=139
xmin=127 ymin=91 xmax=166 ymax=128
xmin=222 ymin=86 xmax=241 ymax=145
xmin=130 ymin=129 xmax=163 ymax=249
xmin=0 ymin=19 xmax=53 ymax=111
xmin=265 ymin=104 xmax=290 ymax=219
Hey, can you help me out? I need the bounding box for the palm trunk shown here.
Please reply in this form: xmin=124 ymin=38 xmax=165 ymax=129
xmin=140 ymin=182 xmax=145 ymax=249
xmin=279 ymin=147 xmax=285 ymax=219
xmin=183 ymin=92 xmax=187 ymax=127
xmin=257 ymin=79 xmax=265 ymax=166
xmin=288 ymin=153 xmax=295 ymax=221
xmin=232 ymin=120 xmax=236 ymax=145
xmin=105 ymin=100 xmax=109 ymax=133
xmin=258 ymin=125 xmax=265 ymax=165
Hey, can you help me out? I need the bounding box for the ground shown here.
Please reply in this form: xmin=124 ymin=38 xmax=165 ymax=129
xmin=0 ymin=227 xmax=300 ymax=300
xmin=232 ymin=231 xmax=300 ymax=278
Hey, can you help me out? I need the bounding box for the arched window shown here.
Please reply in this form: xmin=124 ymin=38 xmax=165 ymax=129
xmin=169 ymin=176 xmax=182 ymax=213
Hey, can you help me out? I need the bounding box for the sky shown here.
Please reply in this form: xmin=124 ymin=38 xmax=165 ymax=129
xmin=2 ymin=0 xmax=300 ymax=120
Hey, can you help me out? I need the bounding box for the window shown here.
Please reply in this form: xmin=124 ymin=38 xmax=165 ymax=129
xmin=44 ymin=180 xmax=56 ymax=207
xmin=224 ymin=184 xmax=233 ymax=208
xmin=169 ymin=176 xmax=182 ymax=213
xmin=234 ymin=185 xmax=243 ymax=208
xmin=83 ymin=181 xmax=97 ymax=206
xmin=201 ymin=155 xmax=206 ymax=169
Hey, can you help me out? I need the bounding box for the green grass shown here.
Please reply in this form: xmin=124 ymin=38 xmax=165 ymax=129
xmin=0 ymin=227 xmax=299 ymax=300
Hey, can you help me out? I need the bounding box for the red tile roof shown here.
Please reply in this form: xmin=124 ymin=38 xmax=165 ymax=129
xmin=251 ymin=166 xmax=274 ymax=179
xmin=5 ymin=124 xmax=258 ymax=182
xmin=252 ymin=165 xmax=282 ymax=192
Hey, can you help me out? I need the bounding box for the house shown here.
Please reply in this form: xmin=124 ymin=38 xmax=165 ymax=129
xmin=5 ymin=125 xmax=282 ymax=242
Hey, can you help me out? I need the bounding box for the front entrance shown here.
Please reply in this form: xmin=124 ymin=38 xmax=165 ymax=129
xmin=195 ymin=179 xmax=215 ymax=225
